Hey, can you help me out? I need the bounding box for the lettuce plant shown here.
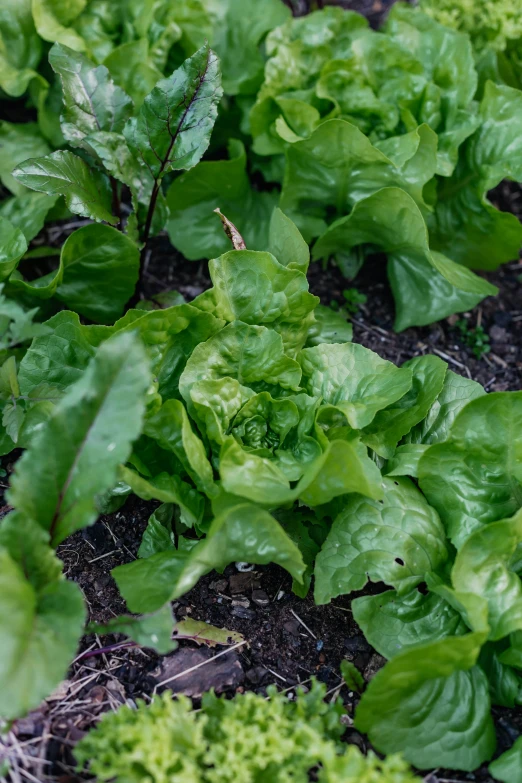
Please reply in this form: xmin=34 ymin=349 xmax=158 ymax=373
xmin=74 ymin=683 xmax=420 ymax=783
xmin=421 ymin=0 xmax=522 ymax=52
xmin=166 ymin=3 xmax=522 ymax=330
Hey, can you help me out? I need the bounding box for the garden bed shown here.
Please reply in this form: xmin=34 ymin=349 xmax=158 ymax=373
xmin=2 ymin=0 xmax=522 ymax=781
xmin=3 ymin=182 xmax=522 ymax=783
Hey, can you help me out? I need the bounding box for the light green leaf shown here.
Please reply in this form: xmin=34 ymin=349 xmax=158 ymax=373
xmin=0 ymin=0 xmax=44 ymax=97
xmin=431 ymin=82 xmax=522 ymax=270
xmin=298 ymin=436 xmax=383 ymax=507
xmin=0 ymin=192 xmax=58 ymax=242
xmin=268 ymin=207 xmax=310 ymax=275
xmin=180 ymin=321 xmax=302 ymax=419
xmin=169 ymin=503 xmax=305 ymax=602
xmin=119 ymin=465 xmax=203 ymax=528
xmin=31 ymin=0 xmax=87 ymax=52
xmin=166 ymin=139 xmax=277 ymax=261
xmin=313 ymin=188 xmax=497 ymax=331
xmin=13 ymin=150 xmax=116 ymax=224
xmin=355 ymin=633 xmax=495 ymax=771
xmin=362 ymin=355 xmax=447 ymax=459
xmin=55 ymin=223 xmax=139 ymax=324
xmin=353 ymin=588 xmax=468 ymax=660
xmin=489 ymin=737 xmax=522 ymax=783
xmin=8 ymin=332 xmax=151 ymax=545
xmin=314 ymin=477 xmax=448 ymax=604
xmin=479 ymin=642 xmax=522 ymax=708
xmin=209 ymin=249 xmax=318 ymax=328
xmin=0 ymin=121 xmax=51 ymax=196
xmin=0 ymin=216 xmax=28 ymax=282
xmin=90 ymin=604 xmax=176 ymax=655
xmin=385 ymin=444 xmax=430 ymax=478
xmin=406 ymin=369 xmax=485 ymax=446
xmin=305 ymin=305 xmax=353 ymax=347
xmin=173 ymin=618 xmax=244 ymax=648
xmin=125 ymin=43 xmax=222 ymax=179
xmin=209 ymin=0 xmax=290 ymax=95
xmin=138 ymin=504 xmax=174 ymax=559
xmin=452 ymin=510 xmax=522 ymax=641
xmin=419 ymin=392 xmax=522 ymax=548
xmin=115 ymin=503 xmax=305 ymax=613
xmin=0 ymin=548 xmax=85 ymax=720
xmin=144 ymin=399 xmax=215 ymax=496
xmin=299 ymin=341 xmax=412 ymax=430
xmin=113 ymin=549 xmax=189 ymax=615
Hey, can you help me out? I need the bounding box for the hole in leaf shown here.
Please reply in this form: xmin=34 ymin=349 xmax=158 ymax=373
xmin=395 ymin=557 xmax=405 ymax=566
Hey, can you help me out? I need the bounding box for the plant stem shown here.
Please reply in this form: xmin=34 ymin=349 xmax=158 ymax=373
xmin=76 ymin=640 xmax=136 ymax=662
xmin=142 ymin=180 xmax=161 ymax=246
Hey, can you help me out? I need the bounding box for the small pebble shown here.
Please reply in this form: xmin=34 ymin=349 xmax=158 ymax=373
xmin=252 ymin=589 xmax=270 ymax=607
xmin=231 ymin=606 xmax=256 ymax=620
xmin=232 ymin=597 xmax=250 ymax=608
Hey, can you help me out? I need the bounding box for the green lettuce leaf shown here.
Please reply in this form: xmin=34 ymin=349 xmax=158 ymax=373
xmin=314 ymin=477 xmax=448 ymax=604
xmin=298 ymin=341 xmax=413 ymax=429
xmin=419 ymin=391 xmax=522 ymax=548
xmin=0 ymin=0 xmax=44 ymax=97
xmin=405 ymin=369 xmax=485 ymax=446
xmin=355 ymin=633 xmax=495 ymax=771
xmin=362 ymin=355 xmax=447 ymax=458
xmin=430 ymin=82 xmax=522 ymax=270
xmin=119 ymin=465 xmax=204 ymax=528
xmin=313 ymin=188 xmax=497 ymax=331
xmin=353 ymin=588 xmax=468 ymax=659
xmin=489 ymin=737 xmax=522 ymax=783
xmin=280 ymin=120 xmax=437 ymax=241
xmin=114 ymin=503 xmax=305 ymax=613
xmin=452 ymin=510 xmax=522 ymax=641
xmin=90 ymin=603 xmax=176 ymax=655
xmin=32 ymin=0 xmax=88 ymax=52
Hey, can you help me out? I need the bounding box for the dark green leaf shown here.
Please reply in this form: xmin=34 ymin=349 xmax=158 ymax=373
xmin=8 ymin=332 xmax=151 ymax=545
xmin=124 ymin=43 xmax=222 ymax=179
xmin=13 ymin=150 xmax=116 ymax=224
xmin=314 ymin=477 xmax=448 ymax=604
xmin=55 ymin=223 xmax=139 ymax=324
xmin=355 ymin=633 xmax=495 ymax=771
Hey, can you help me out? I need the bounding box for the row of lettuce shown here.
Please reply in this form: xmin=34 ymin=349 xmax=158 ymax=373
xmin=1 ymin=224 xmax=522 ymax=778
xmin=1 ymin=1 xmax=522 ymax=332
